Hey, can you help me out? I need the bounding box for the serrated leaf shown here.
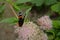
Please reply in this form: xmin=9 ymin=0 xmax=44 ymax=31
xmin=16 ymin=0 xmax=31 ymax=4
xmin=45 ymin=0 xmax=57 ymax=5
xmin=0 ymin=17 xmax=18 ymax=24
xmin=31 ymin=0 xmax=44 ymax=6
xmin=51 ymin=2 xmax=60 ymax=13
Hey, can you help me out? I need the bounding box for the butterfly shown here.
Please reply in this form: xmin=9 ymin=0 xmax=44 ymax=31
xmin=18 ymin=12 xmax=25 ymax=27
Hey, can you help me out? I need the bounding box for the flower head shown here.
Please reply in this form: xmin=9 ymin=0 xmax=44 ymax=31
xmin=14 ymin=22 xmax=48 ymax=40
xmin=37 ymin=15 xmax=52 ymax=30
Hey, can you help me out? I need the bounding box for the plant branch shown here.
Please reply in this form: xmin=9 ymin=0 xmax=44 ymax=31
xmin=8 ymin=3 xmax=18 ymax=19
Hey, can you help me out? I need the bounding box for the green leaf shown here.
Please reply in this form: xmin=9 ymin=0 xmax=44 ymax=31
xmin=45 ymin=0 xmax=57 ymax=5
xmin=6 ymin=0 xmax=20 ymax=11
xmin=56 ymin=16 xmax=60 ymax=20
xmin=55 ymin=37 xmax=60 ymax=40
xmin=31 ymin=0 xmax=44 ymax=6
xmin=0 ymin=0 xmax=5 ymax=2
xmin=24 ymin=7 xmax=32 ymax=22
xmin=48 ymin=35 xmax=54 ymax=40
xmin=57 ymin=32 xmax=60 ymax=37
xmin=0 ymin=17 xmax=18 ymax=24
xmin=0 ymin=4 xmax=5 ymax=13
xmin=52 ymin=20 xmax=60 ymax=29
xmin=16 ymin=4 xmax=31 ymax=11
xmin=16 ymin=0 xmax=31 ymax=4
xmin=13 ymin=4 xmax=20 ymax=11
xmin=51 ymin=2 xmax=60 ymax=13
xmin=46 ymin=29 xmax=55 ymax=40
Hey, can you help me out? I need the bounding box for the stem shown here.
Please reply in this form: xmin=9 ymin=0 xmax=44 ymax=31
xmin=5 ymin=0 xmax=18 ymax=19
xmin=8 ymin=3 xmax=18 ymax=19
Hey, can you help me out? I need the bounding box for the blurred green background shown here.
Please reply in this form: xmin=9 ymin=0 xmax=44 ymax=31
xmin=0 ymin=0 xmax=60 ymax=40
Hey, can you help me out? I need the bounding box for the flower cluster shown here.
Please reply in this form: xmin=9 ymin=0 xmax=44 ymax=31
xmin=14 ymin=22 xmax=48 ymax=40
xmin=37 ymin=15 xmax=52 ymax=30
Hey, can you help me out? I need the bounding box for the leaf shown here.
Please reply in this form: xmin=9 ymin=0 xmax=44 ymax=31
xmin=55 ymin=37 xmax=60 ymax=40
xmin=16 ymin=0 xmax=31 ymax=4
xmin=6 ymin=0 xmax=20 ymax=12
xmin=24 ymin=7 xmax=32 ymax=22
xmin=13 ymin=4 xmax=20 ymax=11
xmin=0 ymin=4 xmax=5 ymax=13
xmin=45 ymin=0 xmax=57 ymax=5
xmin=52 ymin=20 xmax=60 ymax=29
xmin=31 ymin=0 xmax=44 ymax=6
xmin=15 ymin=4 xmax=31 ymax=11
xmin=0 ymin=0 xmax=5 ymax=2
xmin=56 ymin=16 xmax=60 ymax=20
xmin=48 ymin=35 xmax=54 ymax=40
xmin=46 ymin=29 xmax=55 ymax=35
xmin=57 ymin=32 xmax=60 ymax=37
xmin=46 ymin=31 xmax=54 ymax=40
xmin=0 ymin=17 xmax=18 ymax=24
xmin=51 ymin=2 xmax=60 ymax=13
xmin=46 ymin=29 xmax=55 ymax=40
